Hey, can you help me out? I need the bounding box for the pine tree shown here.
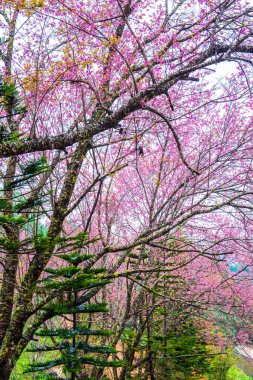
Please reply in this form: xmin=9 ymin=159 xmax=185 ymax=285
xmin=25 ymin=248 xmax=121 ymax=379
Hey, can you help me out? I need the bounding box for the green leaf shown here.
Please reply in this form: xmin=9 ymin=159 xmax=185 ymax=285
xmin=43 ymin=302 xmax=109 ymax=314
xmin=44 ymin=266 xmax=81 ymax=278
xmin=55 ymin=253 xmax=94 ymax=265
xmin=0 ymin=214 xmax=27 ymax=225
xmin=22 ymin=156 xmax=48 ymax=176
xmin=0 ymin=198 xmax=7 ymax=210
xmin=35 ymin=326 xmax=111 ymax=338
xmin=28 ymin=342 xmax=116 ymax=354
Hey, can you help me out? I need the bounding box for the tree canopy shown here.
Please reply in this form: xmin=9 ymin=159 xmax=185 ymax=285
xmin=0 ymin=0 xmax=253 ymax=379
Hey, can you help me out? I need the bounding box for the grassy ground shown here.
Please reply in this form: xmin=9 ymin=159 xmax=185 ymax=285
xmin=227 ymin=365 xmax=253 ymax=380
xmin=11 ymin=352 xmax=253 ymax=380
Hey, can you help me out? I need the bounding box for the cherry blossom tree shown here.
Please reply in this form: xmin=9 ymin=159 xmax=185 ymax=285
xmin=0 ymin=0 xmax=253 ymax=378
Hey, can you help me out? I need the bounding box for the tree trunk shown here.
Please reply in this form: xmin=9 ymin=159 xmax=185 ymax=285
xmin=0 ymin=356 xmax=15 ymax=380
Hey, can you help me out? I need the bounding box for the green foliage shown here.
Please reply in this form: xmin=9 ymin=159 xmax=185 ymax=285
xmin=26 ymin=355 xmax=122 ymax=372
xmin=0 ymin=197 xmax=8 ymax=209
xmin=207 ymin=351 xmax=234 ymax=380
xmin=26 ymin=244 xmax=121 ymax=379
xmin=22 ymin=156 xmax=48 ymax=176
xmin=13 ymin=196 xmax=44 ymax=212
xmin=43 ymin=302 xmax=109 ymax=314
xmin=11 ymin=350 xmax=32 ymax=380
xmin=4 ymin=156 xmax=48 ymax=191
xmin=0 ymin=150 xmax=49 ymax=235
xmin=0 ymin=214 xmax=27 ymax=225
xmin=28 ymin=341 xmax=116 ymax=354
xmin=36 ymin=327 xmax=111 ymax=339
xmin=153 ymin=322 xmax=210 ymax=379
xmin=227 ymin=365 xmax=253 ymax=380
xmin=56 ymin=253 xmax=93 ymax=265
xmin=0 ymin=81 xmax=27 ymax=120
xmin=56 ymin=232 xmax=100 ymax=250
